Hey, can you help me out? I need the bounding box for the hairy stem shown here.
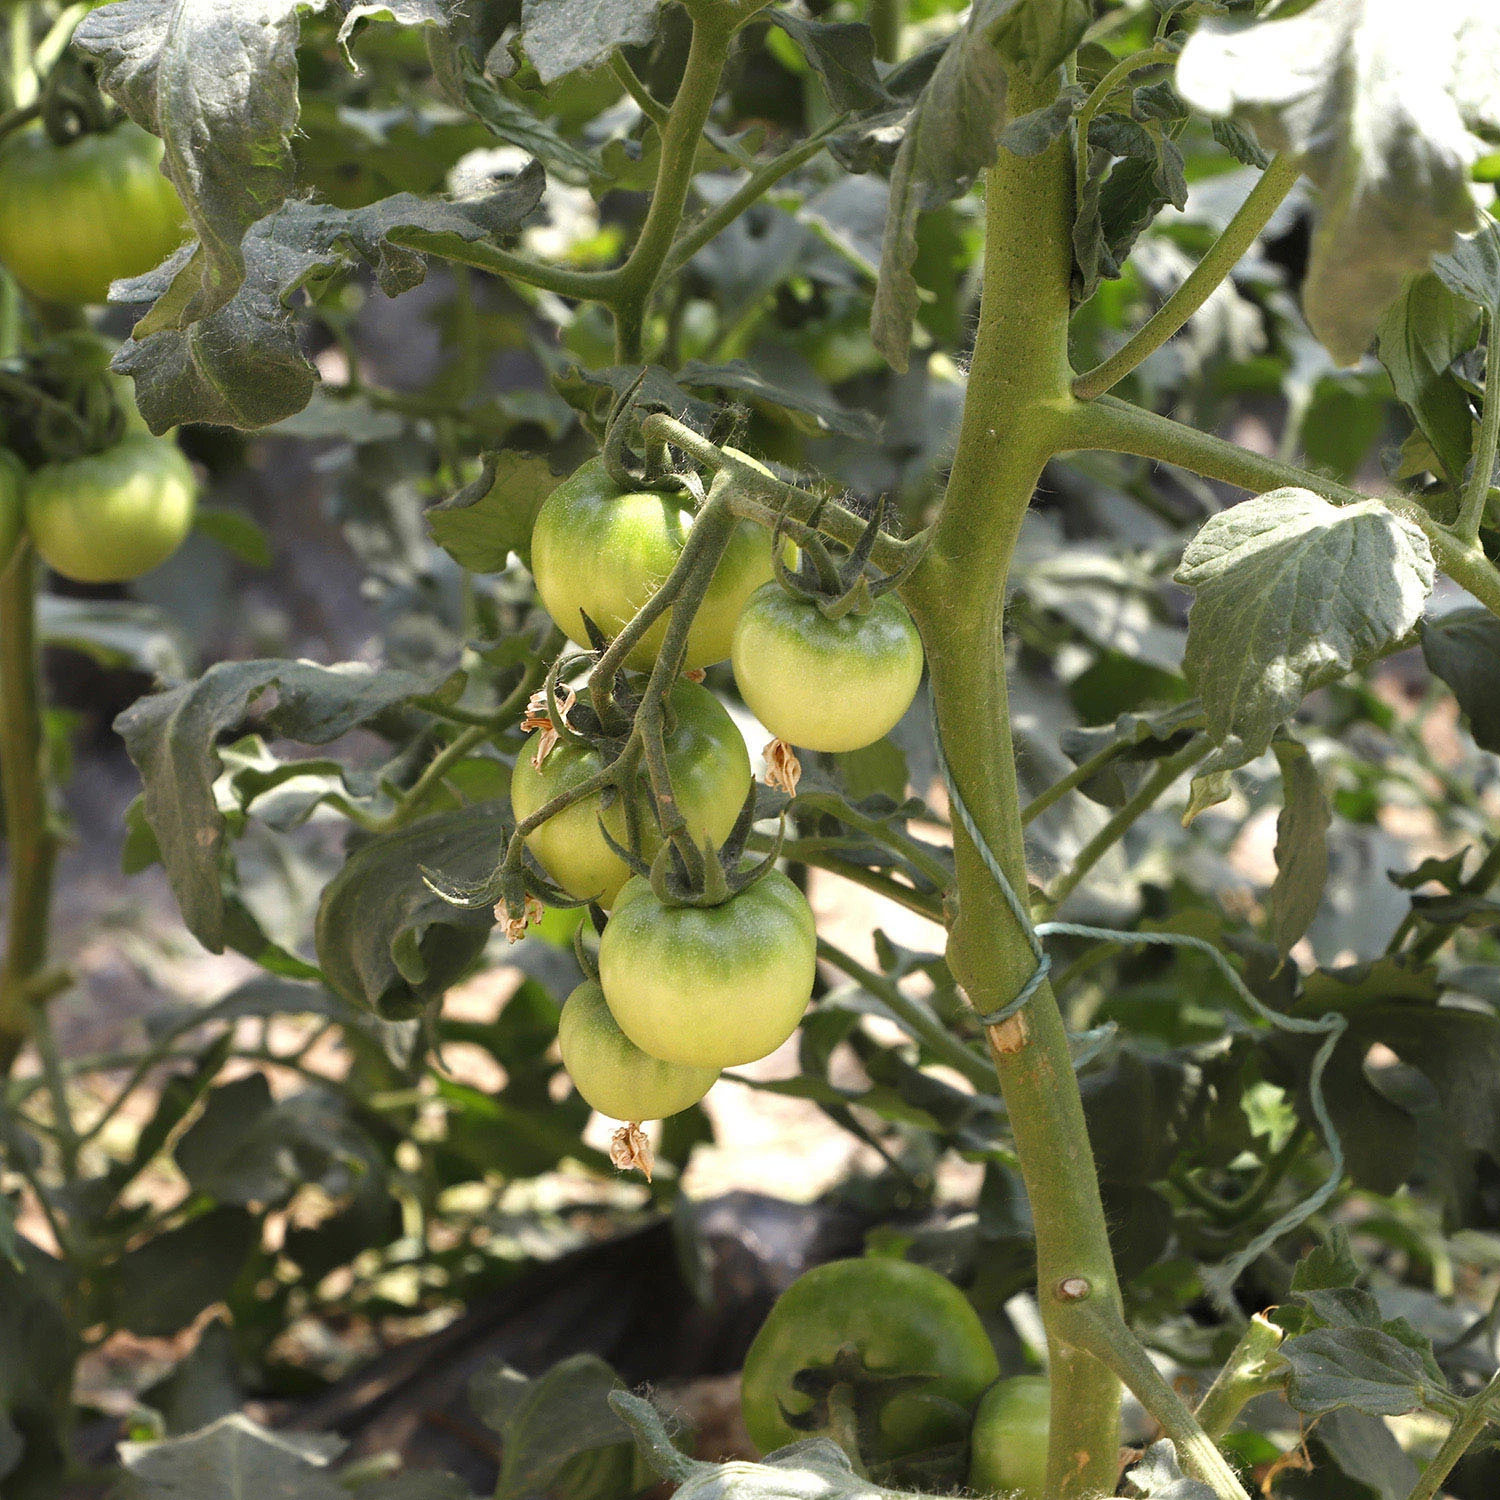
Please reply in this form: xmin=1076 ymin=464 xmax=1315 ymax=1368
xmin=611 ymin=12 xmax=735 ymax=361
xmin=868 ymin=0 xmax=901 ymax=62
xmin=1455 ymin=310 xmax=1500 ymax=545
xmin=0 ymin=558 xmax=58 ymax=1074
xmin=1194 ymin=1315 xmax=1286 ymax=1441
xmin=1405 ymin=1371 xmax=1500 ymax=1500
xmin=1073 ymin=153 xmax=1301 ymax=400
xmin=901 ymin=73 xmax=1123 ymax=1499
xmin=1062 ymin=394 xmax=1500 ymax=620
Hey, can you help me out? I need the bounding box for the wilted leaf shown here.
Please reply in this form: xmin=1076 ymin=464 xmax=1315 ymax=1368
xmin=872 ymin=3 xmax=1013 ymax=370
xmin=1175 ymin=488 xmax=1434 ymax=803
xmin=1177 ymin=0 xmax=1500 ymax=363
xmin=75 ymin=0 xmax=329 ymax=328
xmin=115 ymin=169 xmax=546 ymax=431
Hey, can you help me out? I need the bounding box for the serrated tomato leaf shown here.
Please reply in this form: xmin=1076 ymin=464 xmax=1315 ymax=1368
xmin=1269 ymin=738 xmax=1331 ymax=959
xmin=1421 ymin=607 xmax=1500 ymax=753
xmin=1174 ymin=489 xmax=1433 ymax=807
xmin=428 ymin=451 xmax=565 ymax=572
xmin=519 ymin=0 xmax=666 ymax=86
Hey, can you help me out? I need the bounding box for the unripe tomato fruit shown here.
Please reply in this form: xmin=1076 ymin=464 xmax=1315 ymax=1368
xmin=740 ymin=1258 xmax=1001 ymax=1463
xmin=731 ymin=586 xmax=924 ymax=753
xmin=25 ymin=434 xmax=197 ymax=583
xmin=0 ymin=452 xmax=23 ymax=570
xmin=557 ymin=980 xmax=718 ymax=1120
xmin=597 ymin=868 xmax=816 ymax=1068
xmin=0 ymin=123 xmax=187 ymax=305
xmin=510 ymin=680 xmax=751 ymax=906
xmin=968 ymin=1376 xmax=1049 ymax=1498
xmin=530 ymin=454 xmax=777 ymax=669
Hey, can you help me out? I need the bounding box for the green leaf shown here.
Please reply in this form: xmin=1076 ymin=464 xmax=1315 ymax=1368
xmin=1174 ymin=488 xmax=1434 ymax=804
xmin=519 ymin=0 xmax=666 ymax=86
xmin=427 ymin=451 xmax=564 ymax=572
xmin=1375 ymin=272 xmax=1481 ymax=487
xmin=115 ymin=659 xmax=446 ymax=952
xmin=111 ymin=1206 xmax=260 ymax=1338
xmin=1313 ymin=1408 xmax=1420 ymax=1500
xmin=1001 ymin=84 xmax=1086 ymax=156
xmin=1421 ymin=606 xmax=1500 ymax=753
xmin=0 ymin=1243 xmax=76 ymax=1498
xmin=37 ymin=596 xmax=191 ymax=680
xmin=1177 ymin=0 xmax=1500 ymax=363
xmin=1268 ymin=738 xmax=1331 ymax=959
xmin=769 ymin=13 xmax=893 ymax=115
xmin=174 ymin=1075 xmax=376 ymax=1207
xmin=872 ymin=4 xmax=1013 ymax=371
xmin=1432 ymin=217 xmax=1500 ymax=317
xmin=75 ymin=0 xmax=331 ymax=330
xmin=194 ymin=505 xmax=273 ymax=568
xmin=990 ymin=0 xmax=1091 ymax=82
xmin=679 ymin=359 xmax=881 ymax=440
xmin=118 ymin=1414 xmax=347 ymax=1500
xmin=114 ymin=170 xmax=546 ymax=432
xmin=314 ymin=802 xmax=505 ymax=1017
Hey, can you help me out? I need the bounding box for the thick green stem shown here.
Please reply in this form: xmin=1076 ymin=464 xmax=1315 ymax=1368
xmin=1073 ymin=153 xmax=1301 ymax=400
xmin=901 ymin=75 xmax=1123 ymax=1499
xmin=1062 ymin=394 xmax=1500 ymax=621
xmin=611 ymin=13 xmax=735 ymax=361
xmin=1405 ymin=1371 xmax=1500 ymax=1500
xmin=0 ymin=546 xmax=59 ymax=1075
xmin=868 ymin=0 xmax=900 ymax=62
xmin=1455 ymin=311 xmax=1500 ymax=545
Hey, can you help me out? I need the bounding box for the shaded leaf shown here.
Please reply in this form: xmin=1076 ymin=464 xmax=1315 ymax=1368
xmin=37 ymin=596 xmax=190 ymax=680
xmin=1174 ymin=489 xmax=1434 ymax=804
xmin=1177 ymin=0 xmax=1500 ymax=363
xmin=770 ymin=12 xmax=893 ymax=115
xmin=314 ymin=802 xmax=504 ymax=1017
xmin=1124 ymin=1441 xmax=1217 ymax=1500
xmin=1269 ymin=738 xmax=1331 ymax=958
xmin=1421 ymin=606 xmax=1500 ymax=753
xmin=118 ymin=1414 xmax=346 ymax=1500
xmin=428 ymin=451 xmax=564 ymax=572
xmin=112 ymin=1207 xmax=259 ymax=1338
xmin=115 ymin=659 xmax=446 ymax=952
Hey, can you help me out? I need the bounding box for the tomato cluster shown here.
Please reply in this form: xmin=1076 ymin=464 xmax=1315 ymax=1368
xmin=516 ymin=454 xmax=926 ymax=1124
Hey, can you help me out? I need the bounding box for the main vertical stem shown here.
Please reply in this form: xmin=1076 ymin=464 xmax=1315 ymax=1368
xmin=903 ymin=76 xmax=1123 ymax=1500
xmin=0 ymin=543 xmax=57 ymax=1073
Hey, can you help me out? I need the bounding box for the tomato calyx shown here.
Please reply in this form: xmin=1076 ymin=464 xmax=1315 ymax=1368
xmin=769 ymin=494 xmax=924 ymax=623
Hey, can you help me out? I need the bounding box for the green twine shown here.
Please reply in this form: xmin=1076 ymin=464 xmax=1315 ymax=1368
xmin=932 ymin=715 xmax=1347 ymax=1292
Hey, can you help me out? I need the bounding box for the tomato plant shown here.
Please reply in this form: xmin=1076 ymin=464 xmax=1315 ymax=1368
xmin=740 ymin=1257 xmax=1001 ymax=1468
xmin=23 ymin=432 xmax=196 ymax=582
xmin=0 ymin=0 xmax=1499 ymax=1497
xmin=0 ymin=120 xmax=185 ymax=305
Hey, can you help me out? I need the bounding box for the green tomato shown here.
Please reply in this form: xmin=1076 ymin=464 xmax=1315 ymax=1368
xmin=597 ymin=868 xmax=815 ymax=1069
xmin=0 ymin=452 xmax=23 ymax=570
xmin=530 ymin=454 xmax=777 ymax=669
xmin=25 ymin=434 xmax=197 ymax=584
xmin=0 ymin=123 xmax=187 ymax=306
xmin=740 ymin=1258 xmax=1001 ymax=1464
xmin=968 ymin=1377 xmax=1049 ymax=1499
xmin=558 ymin=980 xmax=718 ymax=1121
xmin=731 ymin=585 xmax=925 ymax=753
xmin=510 ymin=679 xmax=751 ymax=906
